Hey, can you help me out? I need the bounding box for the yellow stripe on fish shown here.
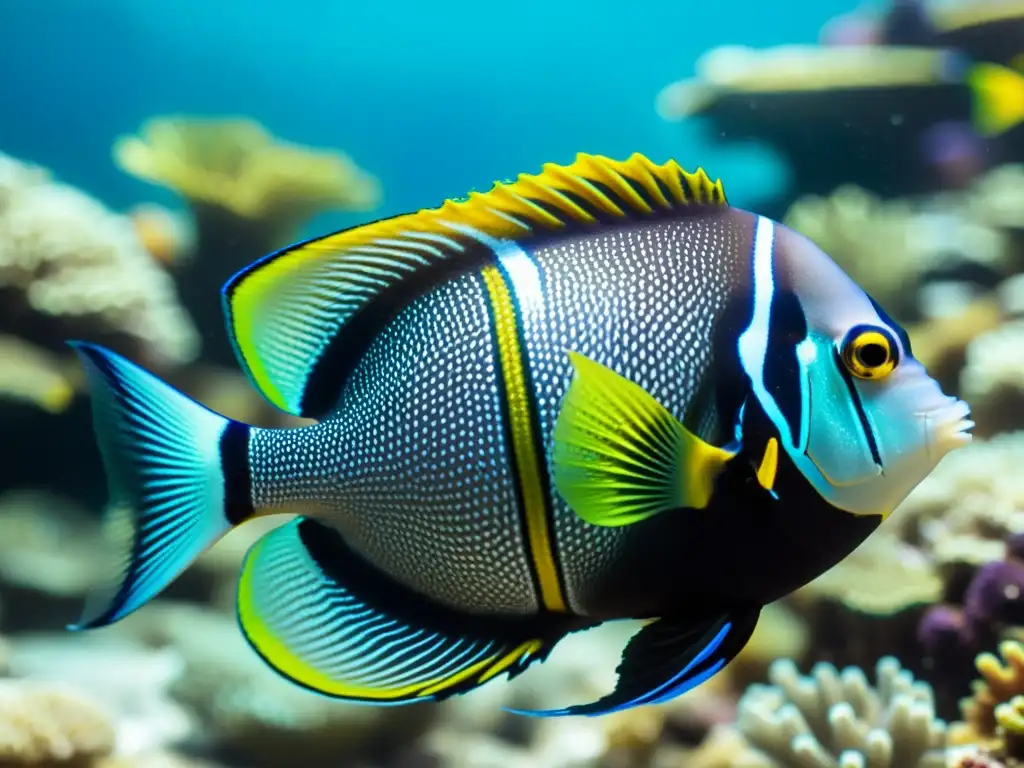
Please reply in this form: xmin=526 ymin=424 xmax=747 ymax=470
xmin=481 ymin=263 xmax=568 ymax=613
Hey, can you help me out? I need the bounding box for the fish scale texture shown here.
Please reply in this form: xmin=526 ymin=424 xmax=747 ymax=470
xmin=248 ymin=210 xmax=753 ymax=617
xmin=250 ymin=274 xmax=540 ymax=614
xmin=525 ymin=215 xmax=750 ymax=612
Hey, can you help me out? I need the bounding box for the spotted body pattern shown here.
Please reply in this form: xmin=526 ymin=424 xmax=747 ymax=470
xmin=248 ymin=210 xmax=753 ymax=617
xmin=67 ymin=153 xmax=971 ymax=718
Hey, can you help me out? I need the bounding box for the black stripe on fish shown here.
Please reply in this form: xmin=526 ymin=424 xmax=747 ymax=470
xmin=298 ymin=228 xmax=495 ymax=417
xmin=834 ymin=347 xmax=884 ymax=468
xmin=867 ymin=293 xmax=914 ymax=359
xmin=762 ymin=289 xmax=810 ymax=449
xmin=220 ymin=421 xmax=254 ymax=525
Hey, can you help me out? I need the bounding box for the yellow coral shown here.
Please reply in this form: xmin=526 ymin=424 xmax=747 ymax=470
xmin=953 ymin=640 xmax=1024 ymax=748
xmin=113 ymin=116 xmax=381 ymax=247
xmin=906 ymin=297 xmax=1004 ymax=376
xmin=995 ymin=695 xmax=1024 ymax=759
xmin=0 ymin=335 xmax=76 ymax=413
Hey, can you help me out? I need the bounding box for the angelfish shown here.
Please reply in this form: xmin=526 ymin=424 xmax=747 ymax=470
xmin=67 ymin=154 xmax=972 ymax=716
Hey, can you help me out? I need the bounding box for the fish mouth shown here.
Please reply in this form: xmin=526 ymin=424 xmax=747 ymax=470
xmin=922 ymin=397 xmax=973 ymax=458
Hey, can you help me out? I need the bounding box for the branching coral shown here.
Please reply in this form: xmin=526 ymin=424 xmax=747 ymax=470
xmin=730 ymin=657 xmax=948 ymax=767
xmin=0 ymin=151 xmax=198 ymax=369
xmin=995 ymin=695 xmax=1024 ymax=759
xmin=952 ymin=640 xmax=1024 ymax=749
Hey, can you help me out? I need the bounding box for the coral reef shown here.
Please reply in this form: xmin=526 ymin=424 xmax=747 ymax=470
xmin=0 ymin=680 xmax=115 ymax=765
xmin=10 ymin=3 xmax=1024 ymax=764
xmin=658 ymin=0 xmax=1024 ymax=213
xmin=961 ymin=321 xmax=1024 ymax=435
xmin=0 ymin=335 xmax=75 ymax=414
xmin=951 ymin=641 xmax=1024 ymax=750
xmin=0 ymin=151 xmax=198 ymax=369
xmin=112 ymin=116 xmax=380 ymax=263
xmin=782 ymin=166 xmax=1024 ymax=324
xmin=656 ymin=45 xmax=996 ymax=214
xmin=688 ymin=657 xmax=948 ymax=767
xmin=111 ymin=115 xmax=382 ymax=367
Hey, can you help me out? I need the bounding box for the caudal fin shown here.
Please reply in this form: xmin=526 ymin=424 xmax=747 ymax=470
xmin=969 ymin=63 xmax=1024 ymax=137
xmin=69 ymin=342 xmax=253 ymax=629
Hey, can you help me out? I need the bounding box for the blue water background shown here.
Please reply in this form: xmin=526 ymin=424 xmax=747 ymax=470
xmin=1 ymin=0 xmax=855 ymax=233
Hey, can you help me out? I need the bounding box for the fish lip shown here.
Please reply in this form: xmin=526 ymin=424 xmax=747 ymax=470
xmin=922 ymin=398 xmax=973 ymax=458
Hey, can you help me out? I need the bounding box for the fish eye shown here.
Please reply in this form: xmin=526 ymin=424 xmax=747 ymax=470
xmin=840 ymin=325 xmax=899 ymax=380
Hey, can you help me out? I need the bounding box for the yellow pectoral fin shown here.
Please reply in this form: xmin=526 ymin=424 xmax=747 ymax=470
xmin=237 ymin=517 xmax=555 ymax=703
xmin=553 ymin=352 xmax=735 ymax=528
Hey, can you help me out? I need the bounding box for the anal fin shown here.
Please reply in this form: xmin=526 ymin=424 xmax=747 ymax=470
xmin=237 ymin=517 xmax=569 ymax=703
xmin=509 ymin=608 xmax=759 ymax=717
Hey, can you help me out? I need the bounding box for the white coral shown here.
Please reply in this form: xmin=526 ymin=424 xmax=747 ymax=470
xmin=735 ymin=658 xmax=947 ymax=768
xmin=962 ymin=320 xmax=1024 ymax=405
xmin=0 ymin=151 xmax=198 ymax=366
xmin=892 ymin=433 xmax=1024 ymax=565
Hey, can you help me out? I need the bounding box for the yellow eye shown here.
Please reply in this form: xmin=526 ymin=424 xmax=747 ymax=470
xmin=840 ymin=326 xmax=899 ymax=380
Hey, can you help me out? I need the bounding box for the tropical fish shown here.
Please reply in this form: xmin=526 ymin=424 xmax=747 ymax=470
xmin=68 ymin=153 xmax=972 ymax=717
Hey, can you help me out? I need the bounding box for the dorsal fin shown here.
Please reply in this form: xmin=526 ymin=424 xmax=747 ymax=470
xmin=222 ymin=153 xmax=728 ymax=418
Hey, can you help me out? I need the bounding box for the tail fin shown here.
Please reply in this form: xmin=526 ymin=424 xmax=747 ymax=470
xmin=968 ymin=63 xmax=1024 ymax=137
xmin=69 ymin=342 xmax=253 ymax=629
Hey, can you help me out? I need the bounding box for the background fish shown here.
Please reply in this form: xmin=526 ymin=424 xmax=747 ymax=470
xmin=657 ymin=44 xmax=1024 ymax=218
xmin=68 ymin=154 xmax=972 ymax=717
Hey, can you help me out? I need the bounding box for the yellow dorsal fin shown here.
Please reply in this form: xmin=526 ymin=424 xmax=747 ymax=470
xmin=432 ymin=153 xmax=727 ymax=236
xmin=223 ymin=153 xmax=728 ymax=418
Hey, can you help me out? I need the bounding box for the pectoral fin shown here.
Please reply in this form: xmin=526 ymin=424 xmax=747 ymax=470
xmin=554 ymin=352 xmax=736 ymax=527
xmin=237 ymin=517 xmax=567 ymax=703
xmin=508 ymin=608 xmax=759 ymax=717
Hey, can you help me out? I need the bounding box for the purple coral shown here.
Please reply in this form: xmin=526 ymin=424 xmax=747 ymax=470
xmin=964 ymin=559 xmax=1024 ymax=631
xmin=921 ymin=122 xmax=986 ymax=188
xmin=919 ymin=534 xmax=1024 ymax=718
